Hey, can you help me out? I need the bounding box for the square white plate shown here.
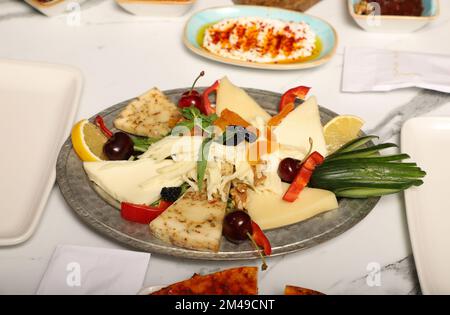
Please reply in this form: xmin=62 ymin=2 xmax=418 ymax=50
xmin=402 ymin=117 xmax=450 ymax=294
xmin=0 ymin=59 xmax=83 ymax=246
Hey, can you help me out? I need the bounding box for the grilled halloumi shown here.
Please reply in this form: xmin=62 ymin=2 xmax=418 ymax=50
xmin=149 ymin=163 xmax=233 ymax=252
xmin=114 ymin=88 xmax=181 ymax=138
xmin=149 ymin=189 xmax=227 ymax=252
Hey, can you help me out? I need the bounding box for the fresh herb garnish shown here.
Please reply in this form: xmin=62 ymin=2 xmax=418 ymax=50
xmin=150 ymin=199 xmax=161 ymax=207
xmin=175 ymin=106 xmax=218 ymax=135
xmin=180 ymin=182 xmax=190 ymax=195
xmin=174 ymin=107 xmax=219 ymax=191
xmin=131 ymin=136 xmax=161 ymax=153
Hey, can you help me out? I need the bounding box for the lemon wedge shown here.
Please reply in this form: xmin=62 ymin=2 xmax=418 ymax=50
xmin=323 ymin=115 xmax=365 ymax=154
xmin=71 ymin=119 xmax=108 ymax=162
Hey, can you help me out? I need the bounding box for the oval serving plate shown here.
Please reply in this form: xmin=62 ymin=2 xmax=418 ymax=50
xmin=183 ymin=5 xmax=338 ymax=70
xmin=56 ymin=88 xmax=378 ymax=261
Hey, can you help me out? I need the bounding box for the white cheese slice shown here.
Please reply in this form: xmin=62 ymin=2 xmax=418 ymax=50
xmin=216 ymin=77 xmax=271 ymax=122
xmin=273 ymin=96 xmax=328 ymax=158
xmin=83 ymin=159 xmax=183 ymax=206
xmin=139 ymin=136 xmax=203 ymax=162
xmin=247 ymin=182 xmax=338 ymax=230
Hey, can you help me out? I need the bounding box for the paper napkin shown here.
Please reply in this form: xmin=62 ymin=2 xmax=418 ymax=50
xmin=37 ymin=245 xmax=150 ymax=295
xmin=343 ymin=47 xmax=450 ymax=93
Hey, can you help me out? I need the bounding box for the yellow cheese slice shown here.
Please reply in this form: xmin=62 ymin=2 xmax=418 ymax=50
xmin=83 ymin=159 xmax=183 ymax=206
xmin=216 ymin=77 xmax=271 ymax=122
xmin=273 ymin=96 xmax=328 ymax=158
xmin=247 ymin=182 xmax=338 ymax=230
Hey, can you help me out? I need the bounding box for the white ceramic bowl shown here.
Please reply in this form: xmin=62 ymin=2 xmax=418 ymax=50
xmin=25 ymin=0 xmax=86 ymax=17
xmin=348 ymin=0 xmax=440 ymax=33
xmin=116 ymin=0 xmax=196 ymax=17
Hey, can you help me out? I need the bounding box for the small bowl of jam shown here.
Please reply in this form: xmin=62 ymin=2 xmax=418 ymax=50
xmin=348 ymin=0 xmax=440 ymax=32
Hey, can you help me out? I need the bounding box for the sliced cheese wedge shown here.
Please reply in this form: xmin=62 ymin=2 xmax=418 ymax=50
xmin=274 ymin=96 xmax=328 ymax=158
xmin=247 ymin=182 xmax=338 ymax=230
xmin=216 ymin=77 xmax=271 ymax=123
xmin=83 ymin=159 xmax=183 ymax=206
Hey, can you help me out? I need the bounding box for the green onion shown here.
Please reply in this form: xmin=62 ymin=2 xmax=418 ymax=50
xmin=334 ymin=188 xmax=404 ymax=199
xmin=331 ymin=135 xmax=379 ymax=155
xmin=327 ymin=143 xmax=398 ymax=160
xmin=310 ymin=135 xmax=426 ymax=198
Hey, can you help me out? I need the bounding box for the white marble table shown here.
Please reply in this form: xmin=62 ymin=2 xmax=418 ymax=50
xmin=1 ymin=0 xmax=449 ymax=295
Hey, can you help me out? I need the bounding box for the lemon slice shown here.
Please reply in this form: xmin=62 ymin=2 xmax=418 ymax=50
xmin=71 ymin=119 xmax=108 ymax=162
xmin=323 ymin=115 xmax=365 ymax=154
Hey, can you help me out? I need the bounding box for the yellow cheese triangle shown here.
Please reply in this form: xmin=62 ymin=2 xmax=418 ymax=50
xmin=247 ymin=183 xmax=338 ymax=230
xmin=216 ymin=77 xmax=271 ymax=122
xmin=274 ymin=96 xmax=328 ymax=158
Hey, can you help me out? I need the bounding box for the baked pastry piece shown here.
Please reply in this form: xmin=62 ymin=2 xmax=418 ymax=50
xmin=151 ymin=267 xmax=258 ymax=295
xmin=284 ymin=285 xmax=325 ymax=295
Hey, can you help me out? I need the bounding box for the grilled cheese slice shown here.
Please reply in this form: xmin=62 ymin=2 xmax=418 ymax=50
xmin=114 ymin=87 xmax=181 ymax=138
xmin=149 ymin=163 xmax=233 ymax=252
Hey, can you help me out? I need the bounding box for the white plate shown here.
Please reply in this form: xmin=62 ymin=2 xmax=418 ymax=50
xmin=402 ymin=117 xmax=450 ymax=294
xmin=0 ymin=59 xmax=83 ymax=246
xmin=183 ymin=5 xmax=338 ymax=70
xmin=116 ymin=0 xmax=195 ymax=17
xmin=347 ymin=0 xmax=440 ymax=33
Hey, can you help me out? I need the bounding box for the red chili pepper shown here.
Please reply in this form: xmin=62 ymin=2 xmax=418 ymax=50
xmin=201 ymin=80 xmax=219 ymax=115
xmin=279 ymin=86 xmax=311 ymax=112
xmin=251 ymin=221 xmax=272 ymax=256
xmin=95 ymin=115 xmax=113 ymax=138
xmin=283 ymin=151 xmax=324 ymax=202
xmin=121 ymin=200 xmax=173 ymax=225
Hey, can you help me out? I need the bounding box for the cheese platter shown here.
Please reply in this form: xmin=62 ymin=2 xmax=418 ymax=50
xmin=56 ymin=75 xmax=425 ymax=262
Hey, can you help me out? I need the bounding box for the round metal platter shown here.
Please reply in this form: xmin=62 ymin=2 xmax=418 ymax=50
xmin=56 ymin=88 xmax=379 ymax=260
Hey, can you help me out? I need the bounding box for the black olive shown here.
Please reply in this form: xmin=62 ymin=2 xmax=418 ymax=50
xmin=160 ymin=187 xmax=182 ymax=202
xmin=222 ymin=125 xmax=246 ymax=146
xmin=244 ymin=130 xmax=257 ymax=143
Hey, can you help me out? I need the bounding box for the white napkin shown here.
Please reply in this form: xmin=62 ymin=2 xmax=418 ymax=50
xmin=37 ymin=245 xmax=150 ymax=295
xmin=342 ymin=47 xmax=450 ymax=93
